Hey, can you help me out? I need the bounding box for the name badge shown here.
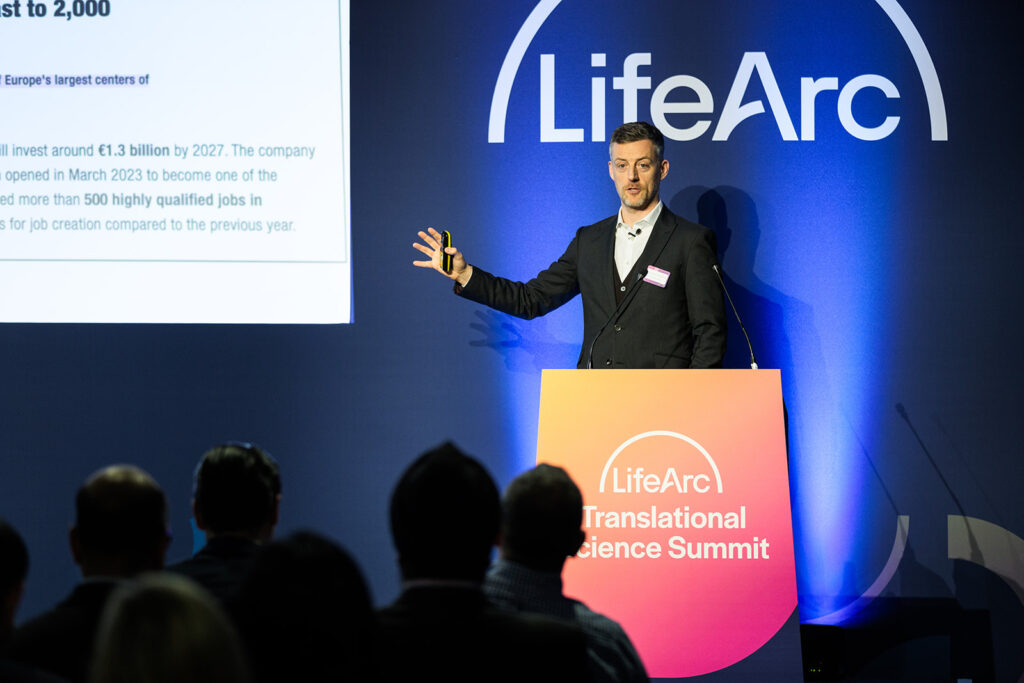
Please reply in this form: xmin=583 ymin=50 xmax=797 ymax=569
xmin=644 ymin=265 xmax=670 ymax=288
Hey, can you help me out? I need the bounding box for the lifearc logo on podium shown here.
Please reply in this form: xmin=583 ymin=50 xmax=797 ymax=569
xmin=536 ymin=370 xmax=797 ymax=679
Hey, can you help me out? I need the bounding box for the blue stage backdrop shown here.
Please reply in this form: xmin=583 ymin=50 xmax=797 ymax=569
xmin=1 ymin=1 xmax=1022 ymax=679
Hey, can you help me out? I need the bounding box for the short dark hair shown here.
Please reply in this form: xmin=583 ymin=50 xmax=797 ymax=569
xmin=610 ymin=121 xmax=665 ymax=161
xmin=501 ymin=465 xmax=583 ymax=571
xmin=389 ymin=442 xmax=500 ymax=581
xmin=0 ymin=517 xmax=29 ymax=597
xmin=75 ymin=465 xmax=168 ymax=569
xmin=193 ymin=443 xmax=281 ymax=536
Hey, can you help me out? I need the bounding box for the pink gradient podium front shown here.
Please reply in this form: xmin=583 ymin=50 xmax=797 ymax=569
xmin=536 ymin=369 xmax=802 ymax=681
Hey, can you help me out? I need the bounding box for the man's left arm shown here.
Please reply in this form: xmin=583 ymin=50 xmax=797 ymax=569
xmin=684 ymin=229 xmax=727 ymax=368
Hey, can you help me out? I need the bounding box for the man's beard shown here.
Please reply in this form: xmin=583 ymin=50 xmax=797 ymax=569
xmin=622 ymin=184 xmax=656 ymax=210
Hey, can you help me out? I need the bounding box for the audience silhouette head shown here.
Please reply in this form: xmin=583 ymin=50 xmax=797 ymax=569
xmin=192 ymin=442 xmax=281 ymax=541
xmin=500 ymin=464 xmax=586 ymax=572
xmin=71 ymin=465 xmax=169 ymax=578
xmin=486 ymin=465 xmax=650 ymax=682
xmin=5 ymin=465 xmax=169 ymax=682
xmin=389 ymin=441 xmax=500 ymax=582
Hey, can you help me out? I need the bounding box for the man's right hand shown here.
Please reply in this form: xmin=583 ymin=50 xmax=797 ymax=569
xmin=413 ymin=227 xmax=473 ymax=286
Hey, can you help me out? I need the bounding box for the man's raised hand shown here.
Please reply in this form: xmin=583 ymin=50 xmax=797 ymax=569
xmin=412 ymin=227 xmax=472 ymax=285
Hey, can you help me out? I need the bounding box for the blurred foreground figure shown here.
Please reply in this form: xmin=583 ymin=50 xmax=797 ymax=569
xmin=234 ymin=531 xmax=375 ymax=683
xmin=0 ymin=517 xmax=29 ymax=648
xmin=90 ymin=573 xmax=249 ymax=683
xmin=1 ymin=518 xmax=66 ymax=682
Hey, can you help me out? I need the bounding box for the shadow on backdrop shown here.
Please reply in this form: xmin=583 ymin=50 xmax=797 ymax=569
xmin=467 ymin=310 xmax=578 ymax=373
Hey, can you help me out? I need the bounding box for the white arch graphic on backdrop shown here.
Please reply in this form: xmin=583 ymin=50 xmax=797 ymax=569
xmin=948 ymin=515 xmax=1024 ymax=608
xmin=799 ymin=514 xmax=1024 ymax=626
xmin=487 ymin=0 xmax=948 ymax=143
xmin=875 ymin=0 xmax=948 ymax=140
xmin=597 ymin=430 xmax=723 ymax=494
xmin=804 ymin=515 xmax=911 ymax=625
xmin=487 ymin=0 xmax=562 ymax=143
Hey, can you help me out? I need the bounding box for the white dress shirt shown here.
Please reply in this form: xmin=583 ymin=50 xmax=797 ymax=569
xmin=614 ymin=201 xmax=662 ymax=282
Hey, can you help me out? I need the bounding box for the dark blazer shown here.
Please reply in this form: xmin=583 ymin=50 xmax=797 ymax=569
xmin=375 ymin=585 xmax=587 ymax=682
xmin=458 ymin=207 xmax=727 ymax=369
xmin=5 ymin=581 xmax=120 ymax=683
xmin=165 ymin=536 xmax=260 ymax=605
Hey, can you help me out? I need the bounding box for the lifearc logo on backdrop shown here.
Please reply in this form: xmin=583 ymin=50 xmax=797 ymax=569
xmin=488 ymin=0 xmax=948 ymax=143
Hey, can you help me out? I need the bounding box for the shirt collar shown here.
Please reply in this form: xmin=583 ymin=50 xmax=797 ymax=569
xmin=616 ymin=200 xmax=663 ymax=231
xmin=490 ymin=558 xmax=563 ymax=593
xmin=401 ymin=578 xmax=482 ymax=591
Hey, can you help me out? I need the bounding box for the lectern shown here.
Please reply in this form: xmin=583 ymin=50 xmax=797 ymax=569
xmin=536 ymin=369 xmax=801 ymax=680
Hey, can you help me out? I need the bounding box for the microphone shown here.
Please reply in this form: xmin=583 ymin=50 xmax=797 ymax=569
xmin=712 ymin=264 xmax=758 ymax=370
xmin=586 ymin=271 xmax=644 ymax=368
xmin=627 ymin=227 xmax=642 ymax=239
